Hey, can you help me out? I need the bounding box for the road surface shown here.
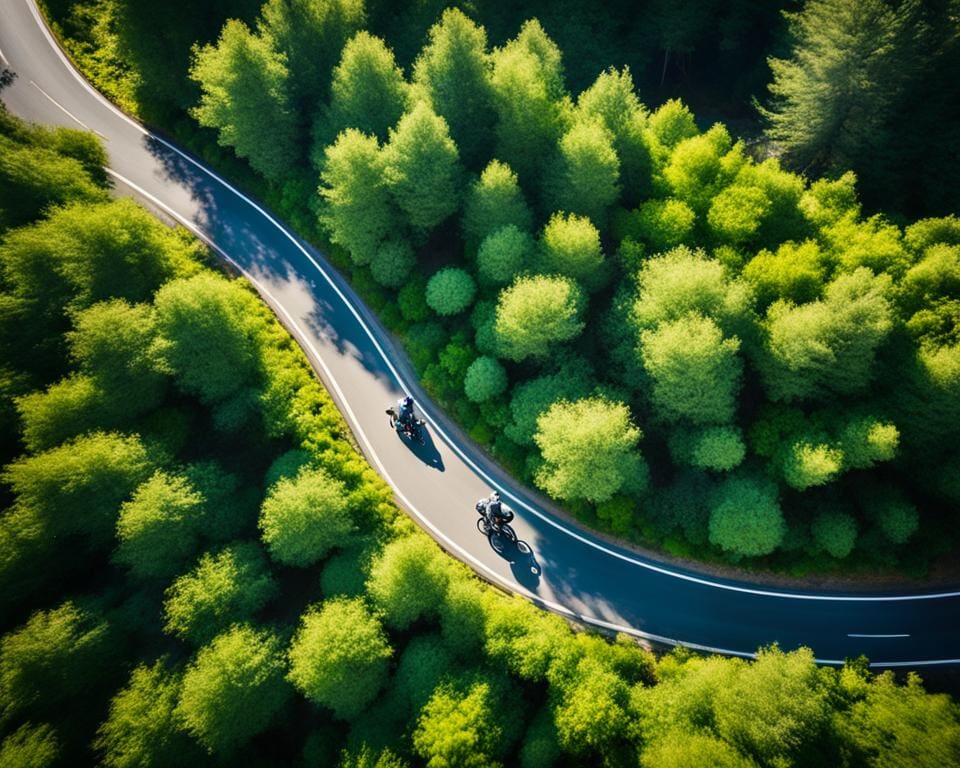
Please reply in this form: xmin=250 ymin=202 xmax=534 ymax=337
xmin=2 ymin=0 xmax=958 ymax=667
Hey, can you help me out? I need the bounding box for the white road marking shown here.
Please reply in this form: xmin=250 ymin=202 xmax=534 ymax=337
xmin=847 ymin=634 xmax=911 ymax=639
xmin=30 ymin=0 xmax=955 ymax=665
xmin=0 ymin=43 xmax=10 ymax=65
xmin=29 ymin=78 xmax=106 ymax=138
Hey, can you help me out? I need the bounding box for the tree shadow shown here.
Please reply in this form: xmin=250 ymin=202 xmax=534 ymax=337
xmin=394 ymin=421 xmax=445 ymax=471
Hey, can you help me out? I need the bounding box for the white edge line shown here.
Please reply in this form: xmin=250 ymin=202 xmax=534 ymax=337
xmin=0 ymin=43 xmax=9 ymax=66
xmin=29 ymin=78 xmax=107 ymax=139
xmin=28 ymin=0 xmax=960 ymax=606
xmin=103 ymin=169 xmax=960 ymax=670
xmin=847 ymin=633 xmax=911 ymax=638
xmin=34 ymin=0 xmax=957 ymax=661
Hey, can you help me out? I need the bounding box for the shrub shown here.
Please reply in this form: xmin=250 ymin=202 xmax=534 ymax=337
xmin=811 ymin=510 xmax=858 ymax=559
xmin=370 ymin=240 xmax=416 ymax=288
xmin=426 ymin=268 xmax=477 ymax=316
xmin=708 ymin=475 xmax=785 ymax=557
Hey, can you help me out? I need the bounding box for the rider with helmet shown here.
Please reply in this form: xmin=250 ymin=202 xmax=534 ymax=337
xmin=477 ymin=490 xmax=513 ymax=531
xmin=396 ymin=395 xmax=416 ymax=430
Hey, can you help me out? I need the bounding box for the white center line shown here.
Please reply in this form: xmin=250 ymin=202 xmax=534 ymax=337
xmin=847 ymin=633 xmax=911 ymax=639
xmin=29 ymin=79 xmax=107 ymax=139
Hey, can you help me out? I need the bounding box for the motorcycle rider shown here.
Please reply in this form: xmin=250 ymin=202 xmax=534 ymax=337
xmin=478 ymin=490 xmax=513 ymax=531
xmin=396 ymin=395 xmax=416 ymax=432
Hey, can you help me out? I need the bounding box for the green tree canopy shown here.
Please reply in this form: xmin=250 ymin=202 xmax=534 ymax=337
xmin=463 ymin=356 xmax=508 ymax=403
xmin=534 ymin=397 xmax=647 ymax=503
xmin=190 ymin=19 xmax=298 ymax=182
xmin=640 ymin=731 xmax=754 ymax=768
xmin=94 ymin=661 xmax=201 ymax=768
xmin=366 ymin=534 xmax=451 ymax=630
xmin=412 ymin=678 xmax=501 ymax=768
xmin=476 ymin=225 xmax=533 ymax=285
xmin=671 ymin=425 xmax=747 ymax=472
xmin=811 ymin=509 xmax=858 ymax=559
xmin=663 ymin=125 xmax=743 ymax=213
xmin=462 ymin=160 xmax=533 ymax=247
xmin=426 ymin=268 xmax=476 ymax=316
xmin=759 ymin=268 xmax=893 ymax=402
xmin=383 ymin=101 xmax=463 ymax=234
xmin=318 ymin=129 xmax=397 ymax=265
xmin=287 ymin=597 xmax=392 ymax=720
xmin=626 ymin=198 xmax=696 ymax=253
xmin=163 ymin=542 xmax=279 ymax=645
xmin=640 ymin=313 xmax=743 ymax=424
xmin=258 ymin=0 xmax=365 ymax=112
xmin=504 ymin=364 xmax=593 ymax=446
xmin=321 ymin=31 xmax=409 ymax=144
xmin=175 ymin=625 xmax=290 ymax=754
xmin=743 ymin=240 xmax=827 ymax=309
xmin=490 ymin=20 xmax=571 ymax=184
xmin=259 ymin=467 xmax=351 ymax=566
xmin=3 ymin=431 xmax=153 ymax=544
xmin=708 ymin=474 xmax=786 ymax=557
xmin=647 ymin=99 xmax=698 ymax=150
xmin=553 ymin=658 xmax=631 ymax=756
xmin=539 ymin=213 xmax=605 ymax=288
xmin=412 ymin=8 xmax=495 ymax=168
xmin=370 ymin=239 xmax=416 ymax=288
xmin=0 ymin=601 xmax=111 ymax=720
xmin=545 ymin=119 xmax=620 ymax=227
xmin=0 ymin=723 xmax=60 ymax=768
xmin=115 ymin=470 xmax=205 ymax=580
xmin=494 ymin=275 xmax=584 ymax=361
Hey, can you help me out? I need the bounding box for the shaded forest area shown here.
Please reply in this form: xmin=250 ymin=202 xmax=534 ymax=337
xmin=40 ymin=0 xmax=960 ymax=577
xmin=3 ymin=102 xmax=960 ymax=768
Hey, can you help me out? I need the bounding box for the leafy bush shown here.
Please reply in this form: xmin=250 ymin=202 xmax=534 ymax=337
xmin=426 ymin=267 xmax=477 ymax=316
xmin=476 ymin=225 xmax=533 ymax=284
xmin=464 ymin=356 xmax=508 ymax=402
xmin=370 ymin=239 xmax=415 ymax=288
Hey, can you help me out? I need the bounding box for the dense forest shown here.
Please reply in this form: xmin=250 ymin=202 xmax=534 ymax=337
xmin=44 ymin=0 xmax=960 ymax=575
xmin=3 ymin=102 xmax=960 ymax=768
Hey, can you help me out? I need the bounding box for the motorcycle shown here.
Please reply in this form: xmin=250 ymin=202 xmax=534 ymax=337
xmin=386 ymin=406 xmax=426 ymax=445
xmin=476 ymin=499 xmax=517 ymax=543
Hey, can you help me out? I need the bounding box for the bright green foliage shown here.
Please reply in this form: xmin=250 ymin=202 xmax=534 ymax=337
xmin=824 ymin=214 xmax=912 ymax=278
xmin=673 ymin=425 xmax=746 ymax=472
xmin=3 ymin=431 xmax=153 ymax=543
xmin=709 ymin=475 xmax=785 ymax=557
xmin=494 ymin=275 xmax=584 ymax=361
xmin=904 ymin=215 xmax=960 ymax=253
xmin=412 ymin=679 xmax=501 ymax=768
xmin=367 ymin=534 xmax=451 ymax=630
xmin=175 ymin=625 xmax=290 ymax=754
xmin=871 ymin=495 xmax=919 ymax=545
xmin=811 ymin=509 xmax=858 ymax=559
xmin=663 ymin=125 xmax=742 ymax=213
xmin=258 ymin=0 xmax=365 ymax=110
xmin=322 ymin=32 xmax=409 ymax=143
xmin=707 ymin=184 xmax=771 ymax=246
xmin=743 ymin=240 xmax=826 ymax=308
xmin=534 ymin=397 xmax=647 ymax=503
xmin=546 ymin=119 xmax=620 ymax=226
xmin=759 ymin=268 xmax=893 ymax=402
xmin=288 ymin=598 xmax=392 ymax=720
xmin=0 ymin=199 xmax=196 ymax=314
xmin=799 ymin=171 xmax=860 ymax=227
xmin=259 ymin=467 xmax=351 ymax=566
xmin=462 ymin=160 xmax=533 ymax=246
xmin=392 ymin=634 xmax=456 ymax=715
xmin=426 ymin=268 xmax=476 ymax=316
xmin=782 ymin=440 xmax=843 ymax=490
xmin=899 ymin=243 xmax=960 ymax=317
xmin=383 ymin=101 xmax=463 ymax=233
xmin=0 ymin=723 xmax=59 ymax=768
xmin=762 ymin=0 xmax=920 ymax=179
xmin=371 ymin=240 xmax=416 ymax=288
xmin=154 ymin=273 xmax=269 ymax=407
xmin=115 ymin=471 xmax=205 ymax=579
xmin=840 ymin=416 xmax=899 ymax=469
xmin=339 ymin=745 xmax=409 ymax=768
xmin=15 ymin=374 xmax=112 ymax=453
xmin=483 ymin=595 xmax=570 ymax=681
xmin=318 ymin=129 xmax=396 ymax=265
xmin=464 ymin=356 xmax=508 ymax=403
xmin=647 ymin=99 xmax=698 ymax=150
xmin=631 ymin=198 xmax=696 ymax=252
xmin=505 ymin=365 xmax=593 ymax=446
xmin=633 ymin=246 xmax=752 ymax=334
xmin=190 ymin=20 xmax=297 ymax=182
xmin=95 ymin=661 xmax=199 ymax=768
xmin=641 ymin=314 xmax=742 ymax=425
xmin=576 ymin=67 xmax=652 ymax=204
xmin=553 ymin=657 xmax=631 ymax=755
xmin=476 ymin=226 xmax=533 ymax=285
xmin=714 ymin=646 xmax=829 ymax=768
xmin=490 ymin=20 xmax=570 ymax=184
xmin=0 ymin=601 xmax=110 ymax=719
xmin=539 ymin=213 xmax=604 ymax=287
xmin=640 ymin=731 xmax=754 ymax=768
xmin=838 ymin=671 xmax=960 ymax=768
xmin=163 ymin=542 xmax=279 ymax=645
xmin=412 ymin=8 xmax=495 ymax=168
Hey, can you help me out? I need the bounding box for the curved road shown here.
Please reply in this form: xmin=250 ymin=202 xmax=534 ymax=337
xmin=2 ymin=0 xmax=958 ymax=667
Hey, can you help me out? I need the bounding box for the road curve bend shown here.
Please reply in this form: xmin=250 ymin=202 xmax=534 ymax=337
xmin=2 ymin=0 xmax=958 ymax=667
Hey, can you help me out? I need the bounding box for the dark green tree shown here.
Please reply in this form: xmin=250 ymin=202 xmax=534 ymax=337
xmin=708 ymin=474 xmax=785 ymax=557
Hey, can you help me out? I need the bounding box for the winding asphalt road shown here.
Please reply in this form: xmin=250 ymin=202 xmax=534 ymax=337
xmin=2 ymin=0 xmax=958 ymax=667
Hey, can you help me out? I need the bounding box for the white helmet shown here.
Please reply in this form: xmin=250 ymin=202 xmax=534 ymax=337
xmin=491 ymin=490 xmax=500 ymax=501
